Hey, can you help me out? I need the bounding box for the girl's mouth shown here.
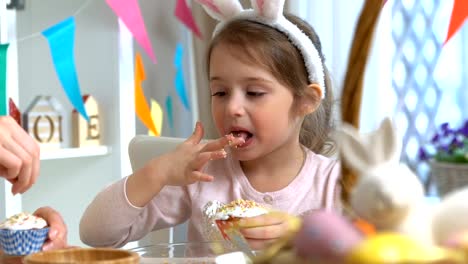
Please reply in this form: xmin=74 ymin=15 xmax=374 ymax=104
xmin=231 ymin=131 xmax=253 ymax=148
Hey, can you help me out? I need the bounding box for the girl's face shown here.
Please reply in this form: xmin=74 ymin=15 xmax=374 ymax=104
xmin=209 ymin=43 xmax=304 ymax=161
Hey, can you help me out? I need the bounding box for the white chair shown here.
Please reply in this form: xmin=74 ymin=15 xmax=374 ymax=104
xmin=128 ymin=135 xmax=184 ymax=171
xmin=128 ymin=135 xmax=187 ymax=245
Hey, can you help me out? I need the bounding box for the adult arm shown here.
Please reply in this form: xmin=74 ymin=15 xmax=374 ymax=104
xmin=0 ymin=116 xmax=40 ymax=194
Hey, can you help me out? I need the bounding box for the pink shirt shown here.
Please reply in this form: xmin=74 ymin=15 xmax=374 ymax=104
xmin=79 ymin=148 xmax=341 ymax=248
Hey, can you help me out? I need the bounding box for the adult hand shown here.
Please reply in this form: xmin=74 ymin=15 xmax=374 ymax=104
xmin=33 ymin=207 xmax=68 ymax=251
xmin=0 ymin=116 xmax=40 ymax=194
xmin=238 ymin=212 xmax=299 ymax=250
xmin=148 ymin=121 xmax=245 ymax=186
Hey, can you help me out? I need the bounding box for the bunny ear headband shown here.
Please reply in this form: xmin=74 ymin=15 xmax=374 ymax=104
xmin=196 ymin=0 xmax=326 ymax=99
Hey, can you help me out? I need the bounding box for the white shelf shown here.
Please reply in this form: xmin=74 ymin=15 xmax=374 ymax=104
xmin=40 ymin=146 xmax=111 ymax=160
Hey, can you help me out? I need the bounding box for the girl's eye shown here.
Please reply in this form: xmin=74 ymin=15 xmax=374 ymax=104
xmin=211 ymin=91 xmax=226 ymax=97
xmin=247 ymin=91 xmax=265 ymax=97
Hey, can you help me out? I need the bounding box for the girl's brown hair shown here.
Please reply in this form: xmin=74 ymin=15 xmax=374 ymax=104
xmin=206 ymin=13 xmax=335 ymax=155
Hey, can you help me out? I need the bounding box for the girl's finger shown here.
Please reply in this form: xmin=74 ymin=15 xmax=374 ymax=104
xmin=246 ymin=238 xmax=276 ymax=250
xmin=185 ymin=122 xmax=204 ymax=145
xmin=200 ymin=134 xmax=245 ymax=153
xmin=240 ymin=221 xmax=289 ymax=240
xmin=191 ymin=171 xmax=214 ymax=182
xmin=190 ymin=150 xmax=227 ymax=171
xmin=238 ymin=212 xmax=288 ymax=228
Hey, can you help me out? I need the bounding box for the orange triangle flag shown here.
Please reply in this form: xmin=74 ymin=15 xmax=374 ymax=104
xmin=134 ymin=52 xmax=158 ymax=136
xmin=444 ymin=0 xmax=468 ymax=45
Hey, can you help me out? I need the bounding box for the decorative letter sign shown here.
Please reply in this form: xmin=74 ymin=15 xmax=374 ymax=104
xmin=72 ymin=95 xmax=101 ymax=147
xmin=23 ymin=96 xmax=64 ymax=150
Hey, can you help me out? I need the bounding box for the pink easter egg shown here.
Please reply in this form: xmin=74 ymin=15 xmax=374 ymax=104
xmin=443 ymin=231 xmax=468 ymax=249
xmin=293 ymin=210 xmax=363 ymax=262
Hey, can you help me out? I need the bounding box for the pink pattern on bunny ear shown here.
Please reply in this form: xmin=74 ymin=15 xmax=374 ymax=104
xmin=196 ymin=0 xmax=243 ymax=21
xmin=197 ymin=0 xmax=221 ymax=15
xmin=256 ymin=0 xmax=265 ymax=15
xmin=251 ymin=0 xmax=285 ymax=21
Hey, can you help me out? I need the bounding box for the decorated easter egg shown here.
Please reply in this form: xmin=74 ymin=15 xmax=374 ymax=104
xmin=444 ymin=231 xmax=468 ymax=249
xmin=346 ymin=232 xmax=455 ymax=264
xmin=293 ymin=210 xmax=363 ymax=263
xmin=352 ymin=218 xmax=376 ymax=236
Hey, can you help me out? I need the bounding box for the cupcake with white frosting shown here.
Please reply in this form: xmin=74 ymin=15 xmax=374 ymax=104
xmin=0 ymin=212 xmax=49 ymax=255
xmin=203 ymin=199 xmax=268 ymax=242
xmin=205 ymin=199 xmax=269 ymax=221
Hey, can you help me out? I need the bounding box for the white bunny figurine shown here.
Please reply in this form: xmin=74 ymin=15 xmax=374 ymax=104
xmin=337 ymin=117 xmax=434 ymax=244
xmin=432 ymin=187 xmax=468 ymax=245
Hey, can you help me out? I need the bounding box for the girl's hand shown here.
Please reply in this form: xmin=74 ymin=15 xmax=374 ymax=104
xmin=238 ymin=212 xmax=296 ymax=250
xmin=0 ymin=116 xmax=40 ymax=195
xmin=152 ymin=122 xmax=244 ymax=186
xmin=33 ymin=207 xmax=68 ymax=251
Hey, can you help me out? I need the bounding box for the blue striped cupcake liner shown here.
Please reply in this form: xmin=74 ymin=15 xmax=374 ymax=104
xmin=0 ymin=227 xmax=49 ymax=255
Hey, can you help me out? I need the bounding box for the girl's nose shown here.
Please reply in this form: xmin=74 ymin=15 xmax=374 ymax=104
xmin=226 ymin=94 xmax=245 ymax=117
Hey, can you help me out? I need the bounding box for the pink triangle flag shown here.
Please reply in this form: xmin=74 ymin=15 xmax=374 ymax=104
xmin=175 ymin=0 xmax=203 ymax=39
xmin=106 ymin=0 xmax=157 ymax=63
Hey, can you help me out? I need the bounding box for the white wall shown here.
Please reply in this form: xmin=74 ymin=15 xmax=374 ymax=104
xmin=14 ymin=0 xmax=124 ymax=247
xmin=135 ymin=1 xmax=197 ymax=138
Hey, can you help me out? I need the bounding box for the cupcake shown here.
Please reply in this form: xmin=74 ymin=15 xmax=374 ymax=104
xmin=203 ymin=199 xmax=268 ymax=241
xmin=0 ymin=212 xmax=49 ymax=255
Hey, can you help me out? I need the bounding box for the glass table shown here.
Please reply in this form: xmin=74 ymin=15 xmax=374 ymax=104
xmin=130 ymin=241 xmax=250 ymax=264
xmin=0 ymin=242 xmax=253 ymax=264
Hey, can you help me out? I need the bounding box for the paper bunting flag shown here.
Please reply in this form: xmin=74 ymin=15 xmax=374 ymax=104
xmin=148 ymin=99 xmax=163 ymax=136
xmin=444 ymin=0 xmax=468 ymax=45
xmin=174 ymin=43 xmax=190 ymax=111
xmin=175 ymin=0 xmax=202 ymax=39
xmin=134 ymin=52 xmax=158 ymax=135
xmin=106 ymin=0 xmax=156 ymax=63
xmin=165 ymin=95 xmax=174 ymax=135
xmin=42 ymin=17 xmax=89 ymax=122
xmin=9 ymin=98 xmax=21 ymax=126
xmin=0 ymin=44 xmax=8 ymax=116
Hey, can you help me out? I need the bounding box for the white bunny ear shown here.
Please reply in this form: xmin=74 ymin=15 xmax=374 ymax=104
xmin=374 ymin=117 xmax=401 ymax=166
xmin=336 ymin=117 xmax=401 ymax=174
xmin=250 ymin=0 xmax=285 ymax=21
xmin=196 ymin=0 xmax=243 ymax=21
xmin=335 ymin=123 xmax=373 ymax=174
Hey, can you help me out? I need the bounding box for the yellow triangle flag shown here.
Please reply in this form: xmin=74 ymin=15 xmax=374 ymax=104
xmin=148 ymin=99 xmax=163 ymax=136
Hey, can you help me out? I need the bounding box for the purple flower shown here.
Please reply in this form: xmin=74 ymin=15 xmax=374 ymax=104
xmin=440 ymin=122 xmax=449 ymax=132
xmin=418 ymin=148 xmax=429 ymax=161
xmin=437 ymin=145 xmax=451 ymax=154
xmin=460 ymin=121 xmax=468 ymax=137
xmin=450 ymin=137 xmax=464 ymax=149
xmin=419 ymin=120 xmax=468 ymax=163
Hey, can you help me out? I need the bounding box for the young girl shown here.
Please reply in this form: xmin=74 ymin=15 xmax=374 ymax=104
xmin=79 ymin=0 xmax=340 ymax=250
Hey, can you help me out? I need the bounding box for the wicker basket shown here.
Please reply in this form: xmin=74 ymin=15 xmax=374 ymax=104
xmin=431 ymin=161 xmax=468 ymax=196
